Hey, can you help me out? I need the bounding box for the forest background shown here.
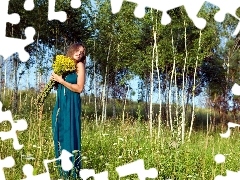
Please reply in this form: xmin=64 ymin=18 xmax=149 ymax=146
xmin=1 ymin=0 xmax=240 ymax=179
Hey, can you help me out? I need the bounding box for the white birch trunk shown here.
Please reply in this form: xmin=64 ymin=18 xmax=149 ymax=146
xmin=149 ymin=33 xmax=155 ymax=137
xmin=169 ymin=44 xmax=175 ymax=132
xmin=94 ymin=60 xmax=98 ymax=125
xmin=155 ymin=39 xmax=162 ymax=138
xmin=181 ymin=20 xmax=188 ymax=144
xmin=101 ymin=38 xmax=112 ymax=123
xmin=4 ymin=60 xmax=7 ymax=96
xmin=122 ymin=85 xmax=129 ymax=123
xmin=188 ymin=30 xmax=202 ymax=140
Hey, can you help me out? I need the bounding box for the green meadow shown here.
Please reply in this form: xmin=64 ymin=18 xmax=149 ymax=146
xmin=1 ymin=90 xmax=240 ymax=180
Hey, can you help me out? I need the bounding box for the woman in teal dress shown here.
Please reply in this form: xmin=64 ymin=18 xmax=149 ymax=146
xmin=51 ymin=43 xmax=86 ymax=179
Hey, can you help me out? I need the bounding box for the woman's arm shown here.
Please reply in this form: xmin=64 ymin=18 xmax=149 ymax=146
xmin=52 ymin=62 xmax=85 ymax=93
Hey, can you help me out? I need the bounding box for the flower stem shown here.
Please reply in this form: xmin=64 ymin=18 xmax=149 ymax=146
xmin=36 ymin=79 xmax=56 ymax=108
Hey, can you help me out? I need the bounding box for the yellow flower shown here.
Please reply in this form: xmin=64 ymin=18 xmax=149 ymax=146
xmin=36 ymin=55 xmax=76 ymax=108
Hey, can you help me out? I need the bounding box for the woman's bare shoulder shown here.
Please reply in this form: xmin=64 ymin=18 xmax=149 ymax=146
xmin=76 ymin=62 xmax=85 ymax=74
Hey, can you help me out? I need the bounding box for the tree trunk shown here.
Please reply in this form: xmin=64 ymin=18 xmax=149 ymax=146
xmin=149 ymin=29 xmax=156 ymax=137
xmin=188 ymin=30 xmax=202 ymax=140
xmin=181 ymin=19 xmax=188 ymax=144
xmin=122 ymin=85 xmax=129 ymax=123
xmin=171 ymin=28 xmax=180 ymax=139
xmin=94 ymin=60 xmax=98 ymax=125
xmin=3 ymin=59 xmax=7 ymax=97
xmin=101 ymin=37 xmax=112 ymax=123
xmin=12 ymin=55 xmax=18 ymax=114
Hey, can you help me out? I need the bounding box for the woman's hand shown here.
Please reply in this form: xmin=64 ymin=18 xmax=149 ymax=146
xmin=51 ymin=72 xmax=64 ymax=83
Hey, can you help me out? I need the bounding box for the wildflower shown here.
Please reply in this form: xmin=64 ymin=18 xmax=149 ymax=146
xmin=22 ymin=154 xmax=35 ymax=160
xmin=72 ymin=150 xmax=80 ymax=154
xmin=118 ymin=137 xmax=124 ymax=141
xmin=25 ymin=157 xmax=35 ymax=160
xmin=82 ymin=156 xmax=87 ymax=160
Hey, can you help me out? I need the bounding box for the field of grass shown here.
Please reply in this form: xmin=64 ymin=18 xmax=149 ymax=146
xmin=1 ymin=91 xmax=240 ymax=179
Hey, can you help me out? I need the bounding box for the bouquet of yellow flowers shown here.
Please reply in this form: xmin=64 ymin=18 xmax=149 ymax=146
xmin=36 ymin=55 xmax=76 ymax=108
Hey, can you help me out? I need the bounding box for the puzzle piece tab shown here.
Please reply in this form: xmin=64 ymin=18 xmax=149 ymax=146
xmin=206 ymin=0 xmax=240 ymax=36
xmin=24 ymin=0 xmax=35 ymax=11
xmin=21 ymin=149 xmax=74 ymax=180
xmin=22 ymin=164 xmax=51 ymax=180
xmin=110 ymin=0 xmax=206 ymax=29
xmin=110 ymin=0 xmax=240 ymax=35
xmin=0 ymin=0 xmax=35 ymax=62
xmin=57 ymin=149 xmax=74 ymax=171
xmin=219 ymin=122 xmax=240 ymax=138
xmin=48 ymin=0 xmax=82 ymax=22
xmin=79 ymin=169 xmax=109 ymax=180
xmin=0 ymin=101 xmax=28 ymax=150
xmin=213 ymin=121 xmax=240 ymax=179
xmin=116 ymin=159 xmax=158 ymax=180
xmin=0 ymin=156 xmax=15 ymax=180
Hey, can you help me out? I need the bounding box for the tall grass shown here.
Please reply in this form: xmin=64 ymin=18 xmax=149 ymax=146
xmin=0 ymin=90 xmax=240 ymax=179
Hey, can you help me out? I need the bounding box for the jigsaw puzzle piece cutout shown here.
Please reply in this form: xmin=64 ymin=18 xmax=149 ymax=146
xmin=148 ymin=0 xmax=185 ymax=25
xmin=0 ymin=156 xmax=15 ymax=180
xmin=215 ymin=170 xmax=240 ymax=179
xmin=0 ymin=101 xmax=28 ymax=150
xmin=24 ymin=0 xmax=35 ymax=11
xmin=71 ymin=0 xmax=81 ymax=9
xmin=233 ymin=19 xmax=240 ymax=36
xmin=207 ymin=0 xmax=240 ymax=22
xmin=116 ymin=159 xmax=158 ymax=180
xmin=110 ymin=0 xmax=124 ymax=14
xmin=110 ymin=0 xmax=207 ymax=28
xmin=206 ymin=0 xmax=240 ymax=35
xmin=48 ymin=0 xmax=81 ymax=22
xmin=21 ymin=150 xmax=74 ymax=179
xmin=0 ymin=27 xmax=35 ymax=62
xmin=184 ymin=0 xmax=207 ymax=29
xmin=0 ymin=0 xmax=35 ymax=62
xmin=0 ymin=0 xmax=20 ymax=37
xmin=57 ymin=149 xmax=74 ymax=171
xmin=21 ymin=164 xmax=51 ymax=180
xmin=79 ymin=169 xmax=109 ymax=180
xmin=110 ymin=0 xmax=184 ymax=25
xmin=48 ymin=0 xmax=67 ymax=22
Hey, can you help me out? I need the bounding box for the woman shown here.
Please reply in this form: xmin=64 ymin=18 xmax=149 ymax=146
xmin=51 ymin=42 xmax=86 ymax=179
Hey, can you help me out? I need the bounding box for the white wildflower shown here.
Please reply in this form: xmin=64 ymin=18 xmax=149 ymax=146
xmin=82 ymin=156 xmax=87 ymax=160
xmin=118 ymin=137 xmax=124 ymax=141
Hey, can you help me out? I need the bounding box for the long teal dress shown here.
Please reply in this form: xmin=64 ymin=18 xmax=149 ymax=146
xmin=52 ymin=72 xmax=81 ymax=179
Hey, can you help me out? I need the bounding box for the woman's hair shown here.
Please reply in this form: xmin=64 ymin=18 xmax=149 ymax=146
xmin=66 ymin=42 xmax=86 ymax=64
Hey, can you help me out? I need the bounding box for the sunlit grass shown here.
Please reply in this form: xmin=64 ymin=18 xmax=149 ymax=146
xmin=1 ymin=91 xmax=240 ymax=179
xmin=1 ymin=113 xmax=240 ymax=179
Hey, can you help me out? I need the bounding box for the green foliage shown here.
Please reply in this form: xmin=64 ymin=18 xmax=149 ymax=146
xmin=1 ymin=106 xmax=240 ymax=179
xmin=3 ymin=89 xmax=236 ymax=130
